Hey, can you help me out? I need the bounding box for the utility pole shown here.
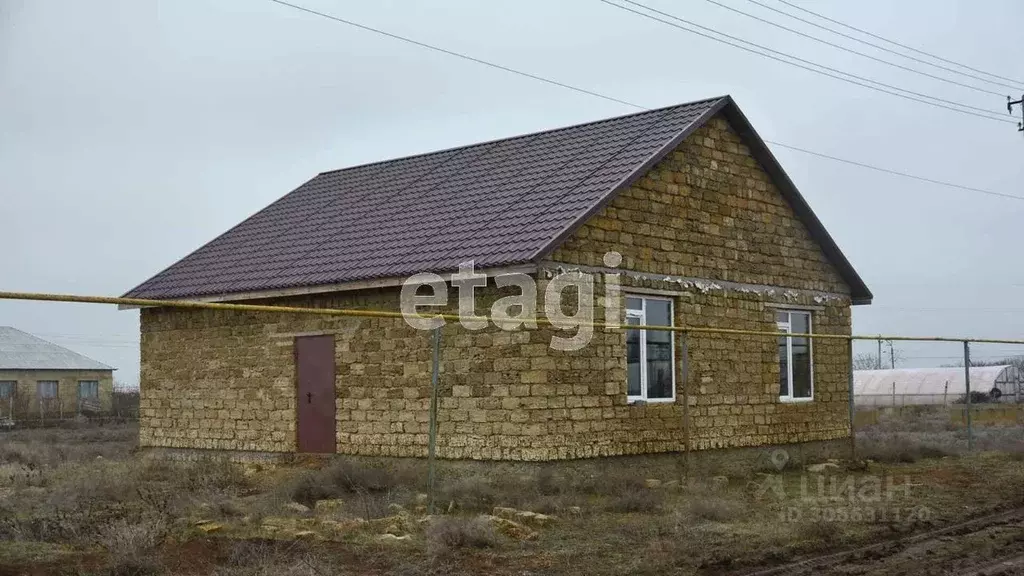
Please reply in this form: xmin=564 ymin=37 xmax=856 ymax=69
xmin=1009 ymin=95 xmax=1024 ymax=132
xmin=887 ymin=340 xmax=896 ymax=369
xmin=877 ymin=338 xmax=882 ymax=370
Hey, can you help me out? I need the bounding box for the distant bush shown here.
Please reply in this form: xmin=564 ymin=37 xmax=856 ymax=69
xmin=954 ymin=391 xmax=992 ymax=404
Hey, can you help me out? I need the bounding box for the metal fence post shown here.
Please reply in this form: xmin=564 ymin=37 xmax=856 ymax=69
xmin=427 ymin=326 xmax=441 ymax=514
xmin=847 ymin=337 xmax=856 ymax=459
xmin=964 ymin=340 xmax=973 ymax=451
xmin=681 ymin=330 xmax=691 ymax=477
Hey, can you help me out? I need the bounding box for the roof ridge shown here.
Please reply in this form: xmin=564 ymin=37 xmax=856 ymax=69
xmin=317 ymin=96 xmax=727 ymax=177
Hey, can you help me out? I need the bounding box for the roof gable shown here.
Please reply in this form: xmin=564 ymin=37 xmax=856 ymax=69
xmin=125 ymin=96 xmax=870 ymax=304
xmin=0 ymin=327 xmax=114 ymax=371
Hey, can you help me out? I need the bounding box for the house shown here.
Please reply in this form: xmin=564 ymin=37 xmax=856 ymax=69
xmin=0 ymin=326 xmax=115 ymax=420
xmin=126 ymin=95 xmax=871 ymax=460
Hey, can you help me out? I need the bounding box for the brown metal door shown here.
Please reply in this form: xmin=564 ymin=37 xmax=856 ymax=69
xmin=295 ymin=335 xmax=336 ymax=453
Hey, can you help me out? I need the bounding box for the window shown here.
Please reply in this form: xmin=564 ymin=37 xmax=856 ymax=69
xmin=37 ymin=381 xmax=58 ymax=399
xmin=0 ymin=381 xmax=14 ymax=398
xmin=78 ymin=381 xmax=99 ymax=399
xmin=626 ymin=296 xmax=675 ymax=402
xmin=777 ymin=310 xmax=813 ymax=401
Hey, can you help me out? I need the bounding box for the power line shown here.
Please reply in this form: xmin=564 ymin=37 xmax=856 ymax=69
xmin=702 ymin=0 xmax=1006 ymax=97
xmin=261 ymin=0 xmax=1019 ymax=205
xmin=774 ymin=0 xmax=1024 ymax=89
xmin=265 ymin=0 xmax=639 ymax=110
xmin=599 ymin=0 xmax=1013 ymax=123
xmin=767 ymin=142 xmax=1024 ymax=202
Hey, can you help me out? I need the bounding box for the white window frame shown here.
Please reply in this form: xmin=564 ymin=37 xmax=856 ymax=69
xmin=626 ymin=295 xmax=676 ymax=404
xmin=777 ymin=310 xmax=814 ymax=402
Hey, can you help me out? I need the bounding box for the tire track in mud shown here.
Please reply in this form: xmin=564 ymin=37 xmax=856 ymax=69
xmin=731 ymin=506 xmax=1024 ymax=576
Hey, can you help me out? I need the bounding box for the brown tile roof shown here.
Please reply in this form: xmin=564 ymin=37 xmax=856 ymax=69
xmin=125 ymin=96 xmax=871 ymax=304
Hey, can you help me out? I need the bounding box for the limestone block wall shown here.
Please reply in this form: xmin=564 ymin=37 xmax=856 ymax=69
xmin=140 ymin=290 xmax=436 ymax=453
xmin=545 ymin=111 xmax=854 ymax=455
xmin=140 ymin=281 xmax=850 ymax=459
xmin=0 ymin=369 xmax=114 ymax=418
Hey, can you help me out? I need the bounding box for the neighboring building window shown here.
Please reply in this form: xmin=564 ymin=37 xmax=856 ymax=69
xmin=78 ymin=381 xmax=99 ymax=399
xmin=0 ymin=381 xmax=14 ymax=398
xmin=37 ymin=381 xmax=58 ymax=399
xmin=777 ymin=310 xmax=813 ymax=401
xmin=626 ymin=296 xmax=675 ymax=402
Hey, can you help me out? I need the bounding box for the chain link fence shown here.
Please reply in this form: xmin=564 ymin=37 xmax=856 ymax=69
xmin=852 ymin=341 xmax=1024 ymax=461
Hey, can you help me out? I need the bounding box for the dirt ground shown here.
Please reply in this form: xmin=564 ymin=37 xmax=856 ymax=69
xmin=0 ymin=414 xmax=1022 ymax=576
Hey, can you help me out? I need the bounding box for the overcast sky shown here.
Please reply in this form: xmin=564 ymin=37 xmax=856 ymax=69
xmin=2 ymin=0 xmax=1023 ymax=385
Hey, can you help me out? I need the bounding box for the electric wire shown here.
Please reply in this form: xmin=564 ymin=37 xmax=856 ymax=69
xmin=260 ymin=0 xmax=1022 ymax=204
xmin=600 ymin=0 xmax=1013 ymax=123
xmin=702 ymin=0 xmax=1007 ymax=97
xmin=773 ymin=0 xmax=1024 ymax=89
xmin=265 ymin=0 xmax=640 ymax=109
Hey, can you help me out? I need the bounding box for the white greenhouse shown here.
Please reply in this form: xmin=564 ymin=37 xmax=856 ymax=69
xmin=853 ymin=366 xmax=1023 ymax=406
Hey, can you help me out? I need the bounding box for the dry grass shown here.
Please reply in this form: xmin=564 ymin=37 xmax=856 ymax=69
xmin=604 ymin=488 xmax=664 ymax=514
xmin=0 ymin=423 xmax=256 ymax=575
xmin=425 ymin=516 xmax=499 ymax=558
xmin=287 ymin=459 xmax=419 ymax=508
xmin=796 ymin=518 xmax=842 ymax=546
xmin=856 ymin=405 xmax=1024 ymax=463
xmin=687 ymin=495 xmax=744 ymax=523
xmin=213 ymin=541 xmax=330 ymax=576
xmin=0 ymin=423 xmax=136 ymax=470
xmin=2 ymin=418 xmax=1024 ymax=576
xmin=99 ymin=517 xmax=168 ymax=576
xmin=856 ymin=431 xmax=956 ymax=463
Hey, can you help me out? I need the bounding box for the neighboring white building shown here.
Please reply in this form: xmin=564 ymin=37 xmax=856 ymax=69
xmin=854 ymin=366 xmax=1022 ymax=406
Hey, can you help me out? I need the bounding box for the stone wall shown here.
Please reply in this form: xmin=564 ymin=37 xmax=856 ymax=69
xmin=0 ymin=369 xmax=114 ymax=419
xmin=545 ymin=112 xmax=853 ymax=455
xmin=138 ymin=111 xmax=856 ymax=460
xmin=140 ymin=292 xmax=433 ymax=453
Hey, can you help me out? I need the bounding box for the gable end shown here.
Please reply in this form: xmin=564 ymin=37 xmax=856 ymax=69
xmin=534 ymin=97 xmax=871 ymax=304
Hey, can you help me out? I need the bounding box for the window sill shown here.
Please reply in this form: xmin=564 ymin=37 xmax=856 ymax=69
xmin=779 ymin=396 xmax=814 ymax=404
xmin=628 ymin=398 xmax=676 ymax=405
